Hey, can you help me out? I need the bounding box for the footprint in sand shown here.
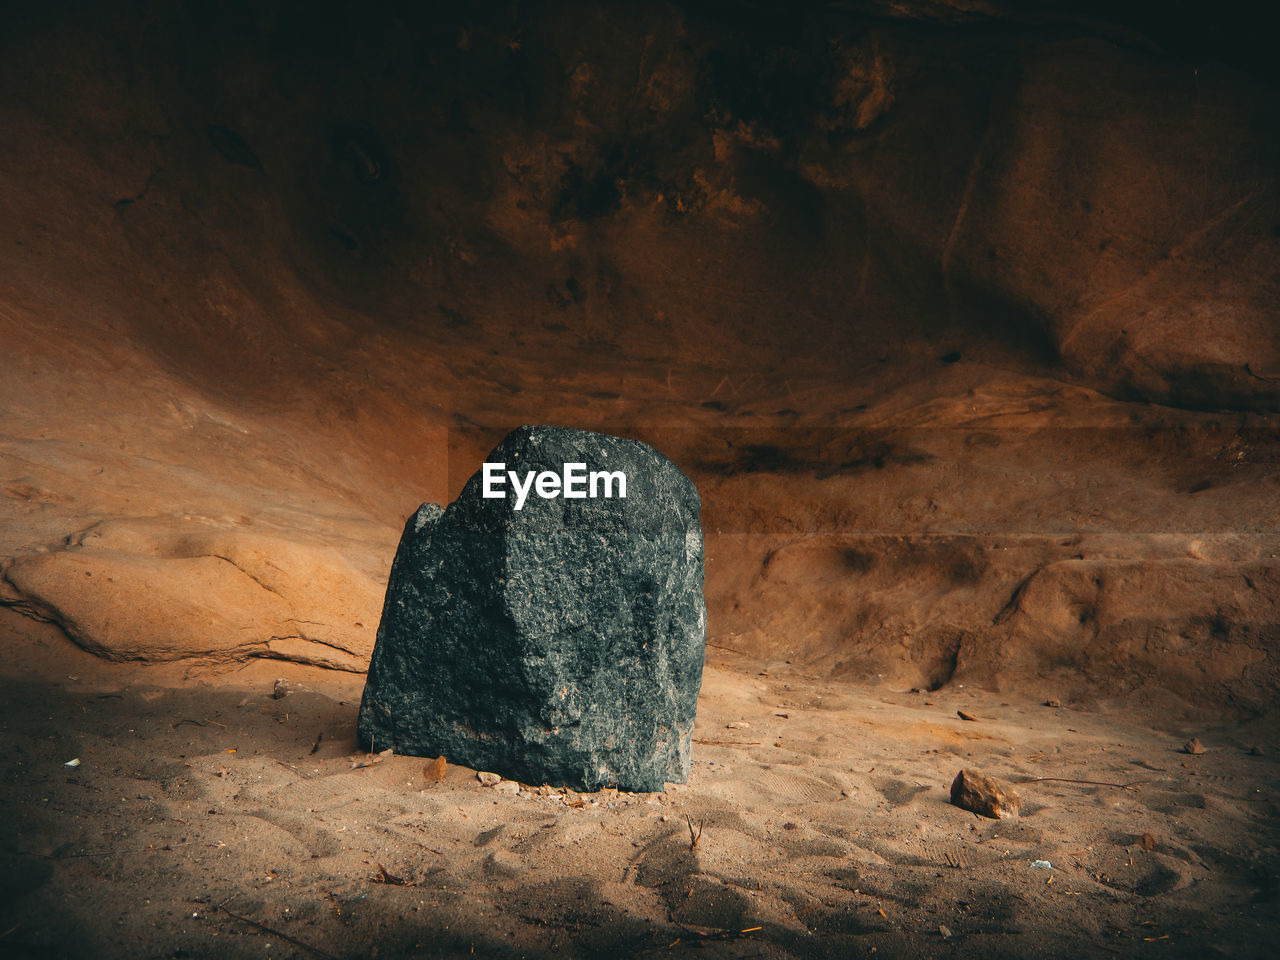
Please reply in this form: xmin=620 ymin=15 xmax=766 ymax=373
xmin=668 ymin=873 xmax=753 ymax=929
xmin=1084 ymin=847 xmax=1195 ymax=897
xmin=739 ymin=765 xmax=848 ymax=806
xmin=195 ymin=812 xmax=315 ymax=863
xmin=870 ymin=775 xmax=930 ymax=808
xmin=856 ymin=837 xmax=937 ymax=868
xmin=246 ymin=808 xmax=344 ymax=858
xmin=483 ymin=849 xmax=523 ymax=878
xmin=779 ymin=835 xmax=849 ymax=858
xmin=1150 ymin=790 xmax=1208 ymax=813
xmin=159 ymin=774 xmax=204 ymax=802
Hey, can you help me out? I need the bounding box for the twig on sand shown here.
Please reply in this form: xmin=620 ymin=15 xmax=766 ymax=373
xmin=274 ymin=759 xmax=314 ymax=780
xmin=704 ymin=640 xmax=741 ymax=653
xmin=171 ymin=717 xmax=227 ymax=729
xmin=217 ymin=903 xmax=338 ymax=959
xmin=44 ymin=848 xmax=117 ymax=859
xmin=686 ymin=815 xmax=704 ymax=851
xmin=350 ymin=749 xmax=393 ymax=770
xmin=371 ymin=863 xmax=414 ymax=886
xmin=666 ymin=924 xmax=763 ymax=948
xmin=1026 ymin=777 xmax=1151 ymax=790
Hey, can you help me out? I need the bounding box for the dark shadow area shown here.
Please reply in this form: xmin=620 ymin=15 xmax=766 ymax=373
xmin=2 ymin=670 xmax=1277 ymax=959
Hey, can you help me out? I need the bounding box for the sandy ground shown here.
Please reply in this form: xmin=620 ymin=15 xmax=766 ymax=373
xmin=1 ymin=609 xmax=1277 ymax=960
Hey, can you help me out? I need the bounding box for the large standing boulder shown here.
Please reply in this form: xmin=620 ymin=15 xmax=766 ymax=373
xmin=357 ymin=425 xmax=706 ymax=792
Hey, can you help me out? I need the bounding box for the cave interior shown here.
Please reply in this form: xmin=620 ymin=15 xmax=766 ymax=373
xmin=1 ymin=1 xmax=1278 ymax=957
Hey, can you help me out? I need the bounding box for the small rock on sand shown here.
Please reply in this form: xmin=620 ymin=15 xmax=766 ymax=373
xmin=477 ymin=771 xmax=502 ymax=786
xmin=424 ymin=755 xmax=447 ymax=782
xmin=950 ymin=768 xmax=1020 ymax=819
xmin=1182 ymin=738 xmax=1206 ymax=755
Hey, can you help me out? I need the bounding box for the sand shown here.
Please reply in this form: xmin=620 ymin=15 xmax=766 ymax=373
xmin=2 ymin=610 xmax=1276 ymax=959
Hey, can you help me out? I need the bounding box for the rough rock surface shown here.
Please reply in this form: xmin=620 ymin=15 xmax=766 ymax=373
xmin=981 ymin=558 xmax=1280 ymax=706
xmin=358 ymin=426 xmax=706 ymax=792
xmin=0 ymin=520 xmax=383 ymax=671
xmin=950 ymin=768 xmax=1021 ymax=819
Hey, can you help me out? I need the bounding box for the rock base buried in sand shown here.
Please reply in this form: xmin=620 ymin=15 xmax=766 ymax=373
xmin=357 ymin=425 xmax=706 ymax=793
xmin=950 ymin=769 xmax=1020 ymax=819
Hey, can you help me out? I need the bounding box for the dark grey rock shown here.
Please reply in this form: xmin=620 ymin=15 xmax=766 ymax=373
xmin=357 ymin=425 xmax=705 ymax=792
